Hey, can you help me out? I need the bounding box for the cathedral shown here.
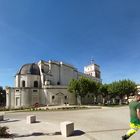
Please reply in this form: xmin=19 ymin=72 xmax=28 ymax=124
xmin=6 ymin=60 xmax=101 ymax=108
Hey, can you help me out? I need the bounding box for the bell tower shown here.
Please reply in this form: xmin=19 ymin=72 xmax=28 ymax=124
xmin=84 ymin=59 xmax=101 ymax=79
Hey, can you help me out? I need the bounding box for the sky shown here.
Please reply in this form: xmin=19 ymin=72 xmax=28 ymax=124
xmin=0 ymin=0 xmax=140 ymax=87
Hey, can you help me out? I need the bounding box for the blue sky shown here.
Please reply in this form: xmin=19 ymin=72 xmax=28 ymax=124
xmin=0 ymin=0 xmax=140 ymax=87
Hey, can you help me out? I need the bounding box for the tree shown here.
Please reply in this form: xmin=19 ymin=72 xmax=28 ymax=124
xmin=99 ymin=84 xmax=109 ymax=104
xmin=68 ymin=79 xmax=80 ymax=104
xmin=68 ymin=77 xmax=94 ymax=104
xmin=68 ymin=77 xmax=137 ymax=105
xmin=92 ymin=82 xmax=101 ymax=104
xmin=119 ymin=80 xmax=137 ymax=97
xmin=107 ymin=79 xmax=137 ymax=105
xmin=108 ymin=82 xmax=119 ymax=97
xmin=78 ymin=77 xmax=90 ymax=99
xmin=117 ymin=80 xmax=137 ymax=104
xmin=88 ymin=80 xmax=98 ymax=102
xmin=68 ymin=79 xmax=79 ymax=95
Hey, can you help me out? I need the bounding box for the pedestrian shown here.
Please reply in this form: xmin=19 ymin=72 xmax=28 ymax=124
xmin=122 ymin=93 xmax=140 ymax=140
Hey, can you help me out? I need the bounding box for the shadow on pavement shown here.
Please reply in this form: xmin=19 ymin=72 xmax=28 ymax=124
xmin=34 ymin=121 xmax=41 ymax=123
xmin=13 ymin=131 xmax=61 ymax=138
xmin=0 ymin=119 xmax=20 ymax=123
xmin=86 ymin=128 xmax=129 ymax=133
xmin=72 ymin=130 xmax=85 ymax=136
xmin=12 ymin=130 xmax=85 ymax=138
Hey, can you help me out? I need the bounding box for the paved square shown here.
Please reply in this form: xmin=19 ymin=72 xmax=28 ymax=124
xmin=0 ymin=106 xmax=139 ymax=140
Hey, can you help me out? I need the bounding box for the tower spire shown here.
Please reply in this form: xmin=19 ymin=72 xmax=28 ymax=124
xmin=91 ymin=58 xmax=94 ymax=64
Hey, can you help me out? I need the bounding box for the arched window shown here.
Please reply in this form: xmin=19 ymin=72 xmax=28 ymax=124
xmin=22 ymin=80 xmax=25 ymax=87
xmin=34 ymin=81 xmax=38 ymax=88
xmin=52 ymin=96 xmax=55 ymax=100
xmin=65 ymin=96 xmax=67 ymax=100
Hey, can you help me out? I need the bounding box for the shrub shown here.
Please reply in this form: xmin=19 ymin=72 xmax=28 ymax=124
xmin=0 ymin=126 xmax=10 ymax=138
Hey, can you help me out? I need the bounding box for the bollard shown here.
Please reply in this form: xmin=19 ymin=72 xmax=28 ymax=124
xmin=60 ymin=121 xmax=74 ymax=137
xmin=26 ymin=115 xmax=36 ymax=124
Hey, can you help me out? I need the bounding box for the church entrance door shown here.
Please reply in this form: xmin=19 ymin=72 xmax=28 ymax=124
xmin=15 ymin=97 xmax=20 ymax=107
xmin=56 ymin=92 xmax=64 ymax=105
xmin=32 ymin=95 xmax=39 ymax=106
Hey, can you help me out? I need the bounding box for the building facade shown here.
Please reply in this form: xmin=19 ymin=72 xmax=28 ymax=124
xmin=6 ymin=60 xmax=101 ymax=108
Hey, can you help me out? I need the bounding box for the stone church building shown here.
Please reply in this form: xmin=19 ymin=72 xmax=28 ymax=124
xmin=6 ymin=60 xmax=101 ymax=108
